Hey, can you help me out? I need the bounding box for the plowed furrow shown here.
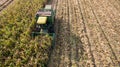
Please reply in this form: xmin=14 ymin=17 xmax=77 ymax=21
xmin=89 ymin=0 xmax=120 ymax=66
xmin=48 ymin=0 xmax=120 ymax=67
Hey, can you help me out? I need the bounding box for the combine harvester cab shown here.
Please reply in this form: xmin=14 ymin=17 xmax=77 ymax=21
xmin=32 ymin=4 xmax=56 ymax=46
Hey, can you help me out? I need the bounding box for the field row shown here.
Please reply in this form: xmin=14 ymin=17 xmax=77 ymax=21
xmin=48 ymin=0 xmax=120 ymax=67
xmin=0 ymin=0 xmax=13 ymax=11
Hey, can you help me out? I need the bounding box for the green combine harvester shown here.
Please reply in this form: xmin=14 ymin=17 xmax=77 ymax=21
xmin=32 ymin=5 xmax=55 ymax=45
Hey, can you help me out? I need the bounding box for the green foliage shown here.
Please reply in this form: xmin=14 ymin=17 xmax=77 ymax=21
xmin=0 ymin=0 xmax=52 ymax=66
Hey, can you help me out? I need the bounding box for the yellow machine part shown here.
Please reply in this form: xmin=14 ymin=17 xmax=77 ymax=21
xmin=37 ymin=17 xmax=47 ymax=24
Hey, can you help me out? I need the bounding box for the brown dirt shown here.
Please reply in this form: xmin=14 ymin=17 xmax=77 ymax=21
xmin=48 ymin=0 xmax=120 ymax=67
xmin=0 ymin=0 xmax=13 ymax=12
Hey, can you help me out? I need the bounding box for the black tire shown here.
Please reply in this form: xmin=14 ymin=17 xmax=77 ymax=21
xmin=48 ymin=24 xmax=54 ymax=33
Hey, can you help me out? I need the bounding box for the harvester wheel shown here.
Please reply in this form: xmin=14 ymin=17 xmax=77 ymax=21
xmin=48 ymin=24 xmax=54 ymax=33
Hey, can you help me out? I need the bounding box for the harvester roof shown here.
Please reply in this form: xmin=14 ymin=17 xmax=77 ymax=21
xmin=36 ymin=10 xmax=51 ymax=16
xmin=37 ymin=17 xmax=47 ymax=24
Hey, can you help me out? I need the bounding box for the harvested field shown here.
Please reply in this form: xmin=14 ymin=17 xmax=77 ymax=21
xmin=48 ymin=0 xmax=120 ymax=67
xmin=0 ymin=0 xmax=13 ymax=11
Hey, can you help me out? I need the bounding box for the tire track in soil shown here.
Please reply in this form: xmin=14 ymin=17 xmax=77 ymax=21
xmin=0 ymin=0 xmax=8 ymax=6
xmin=80 ymin=0 xmax=104 ymax=66
xmin=0 ymin=0 xmax=13 ymax=12
xmin=48 ymin=0 xmax=65 ymax=66
xmin=76 ymin=0 xmax=96 ymax=66
xmin=82 ymin=0 xmax=120 ymax=66
xmin=68 ymin=0 xmax=82 ymax=66
xmin=48 ymin=0 xmax=120 ymax=67
xmin=73 ymin=0 xmax=92 ymax=66
xmin=69 ymin=0 xmax=94 ymax=66
xmin=89 ymin=0 xmax=120 ymax=66
xmin=79 ymin=1 xmax=118 ymax=66
xmin=49 ymin=0 xmax=96 ymax=66
xmin=94 ymin=0 xmax=120 ymax=38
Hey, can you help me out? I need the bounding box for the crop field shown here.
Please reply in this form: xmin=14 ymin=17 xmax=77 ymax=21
xmin=0 ymin=0 xmax=120 ymax=67
xmin=0 ymin=0 xmax=53 ymax=67
xmin=48 ymin=0 xmax=120 ymax=67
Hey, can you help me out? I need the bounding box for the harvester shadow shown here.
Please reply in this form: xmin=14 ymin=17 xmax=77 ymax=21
xmin=48 ymin=18 xmax=85 ymax=67
xmin=68 ymin=33 xmax=85 ymax=67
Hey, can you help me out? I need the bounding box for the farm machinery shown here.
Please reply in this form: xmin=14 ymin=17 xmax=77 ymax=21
xmin=32 ymin=4 xmax=55 ymax=45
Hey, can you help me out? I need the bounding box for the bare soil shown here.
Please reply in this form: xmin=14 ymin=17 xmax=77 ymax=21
xmin=48 ymin=0 xmax=120 ymax=67
xmin=0 ymin=0 xmax=13 ymax=11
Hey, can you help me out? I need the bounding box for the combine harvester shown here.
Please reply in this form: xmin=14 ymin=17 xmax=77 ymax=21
xmin=32 ymin=4 xmax=56 ymax=46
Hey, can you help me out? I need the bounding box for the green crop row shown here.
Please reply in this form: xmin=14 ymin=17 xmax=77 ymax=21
xmin=0 ymin=0 xmax=52 ymax=67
